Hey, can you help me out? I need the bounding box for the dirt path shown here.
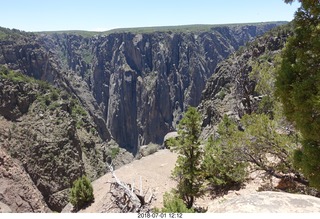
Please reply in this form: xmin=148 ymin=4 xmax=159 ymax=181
xmin=80 ymin=149 xmax=178 ymax=213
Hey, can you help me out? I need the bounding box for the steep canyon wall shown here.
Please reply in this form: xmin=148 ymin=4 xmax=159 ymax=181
xmin=0 ymin=23 xmax=284 ymax=154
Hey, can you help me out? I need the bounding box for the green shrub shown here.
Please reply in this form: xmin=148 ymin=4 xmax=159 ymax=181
xmin=158 ymin=192 xmax=194 ymax=213
xmin=70 ymin=99 xmax=88 ymax=118
xmin=110 ymin=147 xmax=120 ymax=159
xmin=217 ymin=90 xmax=226 ymax=100
xmin=48 ymin=102 xmax=60 ymax=111
xmin=50 ymin=90 xmax=59 ymax=101
xmin=69 ymin=176 xmax=94 ymax=210
xmin=203 ymin=132 xmax=248 ymax=191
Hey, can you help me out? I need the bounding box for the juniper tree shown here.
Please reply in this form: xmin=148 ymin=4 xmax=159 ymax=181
xmin=202 ymin=116 xmax=248 ymax=191
xmin=170 ymin=107 xmax=204 ymax=209
xmin=276 ymin=0 xmax=320 ymax=190
xmin=69 ymin=175 xmax=94 ymax=210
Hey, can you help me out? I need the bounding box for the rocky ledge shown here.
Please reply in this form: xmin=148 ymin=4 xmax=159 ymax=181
xmin=211 ymin=191 xmax=320 ymax=213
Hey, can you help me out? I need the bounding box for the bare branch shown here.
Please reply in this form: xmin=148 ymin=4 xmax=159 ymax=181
xmin=106 ymin=162 xmax=154 ymax=213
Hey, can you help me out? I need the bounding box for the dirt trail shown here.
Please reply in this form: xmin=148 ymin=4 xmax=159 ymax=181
xmin=80 ymin=149 xmax=178 ymax=213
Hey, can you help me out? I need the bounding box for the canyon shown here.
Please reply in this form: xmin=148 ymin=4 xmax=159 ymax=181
xmin=0 ymin=22 xmax=285 ymax=212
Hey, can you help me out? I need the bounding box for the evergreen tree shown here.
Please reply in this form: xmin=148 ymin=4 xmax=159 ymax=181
xmin=202 ymin=116 xmax=248 ymax=191
xmin=276 ymin=0 xmax=320 ymax=190
xmin=239 ymin=113 xmax=298 ymax=177
xmin=170 ymin=107 xmax=204 ymax=209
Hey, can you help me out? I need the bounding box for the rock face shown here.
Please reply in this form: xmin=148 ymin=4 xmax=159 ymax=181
xmin=0 ymin=74 xmax=119 ymax=212
xmin=0 ymin=146 xmax=50 ymax=213
xmin=198 ymin=25 xmax=291 ymax=137
xmin=0 ymin=23 xmax=285 ymax=154
xmin=211 ymin=191 xmax=320 ymax=213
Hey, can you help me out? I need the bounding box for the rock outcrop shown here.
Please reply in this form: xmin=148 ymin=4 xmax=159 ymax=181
xmin=211 ymin=191 xmax=320 ymax=213
xmin=0 ymin=144 xmax=50 ymax=212
xmin=0 ymin=73 xmax=119 ymax=212
xmin=0 ymin=22 xmax=285 ymax=154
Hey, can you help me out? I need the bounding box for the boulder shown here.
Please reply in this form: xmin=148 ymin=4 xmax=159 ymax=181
xmin=163 ymin=132 xmax=179 ymax=148
xmin=0 ymin=202 xmax=12 ymax=213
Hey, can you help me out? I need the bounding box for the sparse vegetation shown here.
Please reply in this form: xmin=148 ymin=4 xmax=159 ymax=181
xmin=163 ymin=14 xmax=314 ymax=212
xmin=71 ymin=98 xmax=87 ymax=117
xmin=202 ymin=31 xmax=307 ymax=193
xmin=0 ymin=27 xmax=33 ymax=40
xmin=33 ymin=21 xmax=287 ymax=37
xmin=109 ymin=146 xmax=120 ymax=160
xmin=0 ymin=66 xmax=36 ymax=84
xmin=2 ymin=4 xmax=320 ymax=212
xmin=102 ymin=22 xmax=287 ymax=35
xmin=69 ymin=98 xmax=89 ymax=130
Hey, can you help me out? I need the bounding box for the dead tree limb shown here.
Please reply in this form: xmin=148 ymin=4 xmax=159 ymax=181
xmin=106 ymin=163 xmax=154 ymax=213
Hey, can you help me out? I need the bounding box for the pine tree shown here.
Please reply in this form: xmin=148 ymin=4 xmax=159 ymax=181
xmin=170 ymin=107 xmax=204 ymax=209
xmin=276 ymin=0 xmax=320 ymax=190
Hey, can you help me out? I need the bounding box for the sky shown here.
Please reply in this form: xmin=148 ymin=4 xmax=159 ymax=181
xmin=0 ymin=0 xmax=301 ymax=32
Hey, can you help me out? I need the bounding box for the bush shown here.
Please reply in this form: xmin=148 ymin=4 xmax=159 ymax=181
xmin=50 ymin=90 xmax=59 ymax=101
xmin=109 ymin=147 xmax=120 ymax=159
xmin=69 ymin=176 xmax=94 ymax=210
xmin=158 ymin=192 xmax=194 ymax=213
xmin=203 ymin=131 xmax=248 ymax=192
